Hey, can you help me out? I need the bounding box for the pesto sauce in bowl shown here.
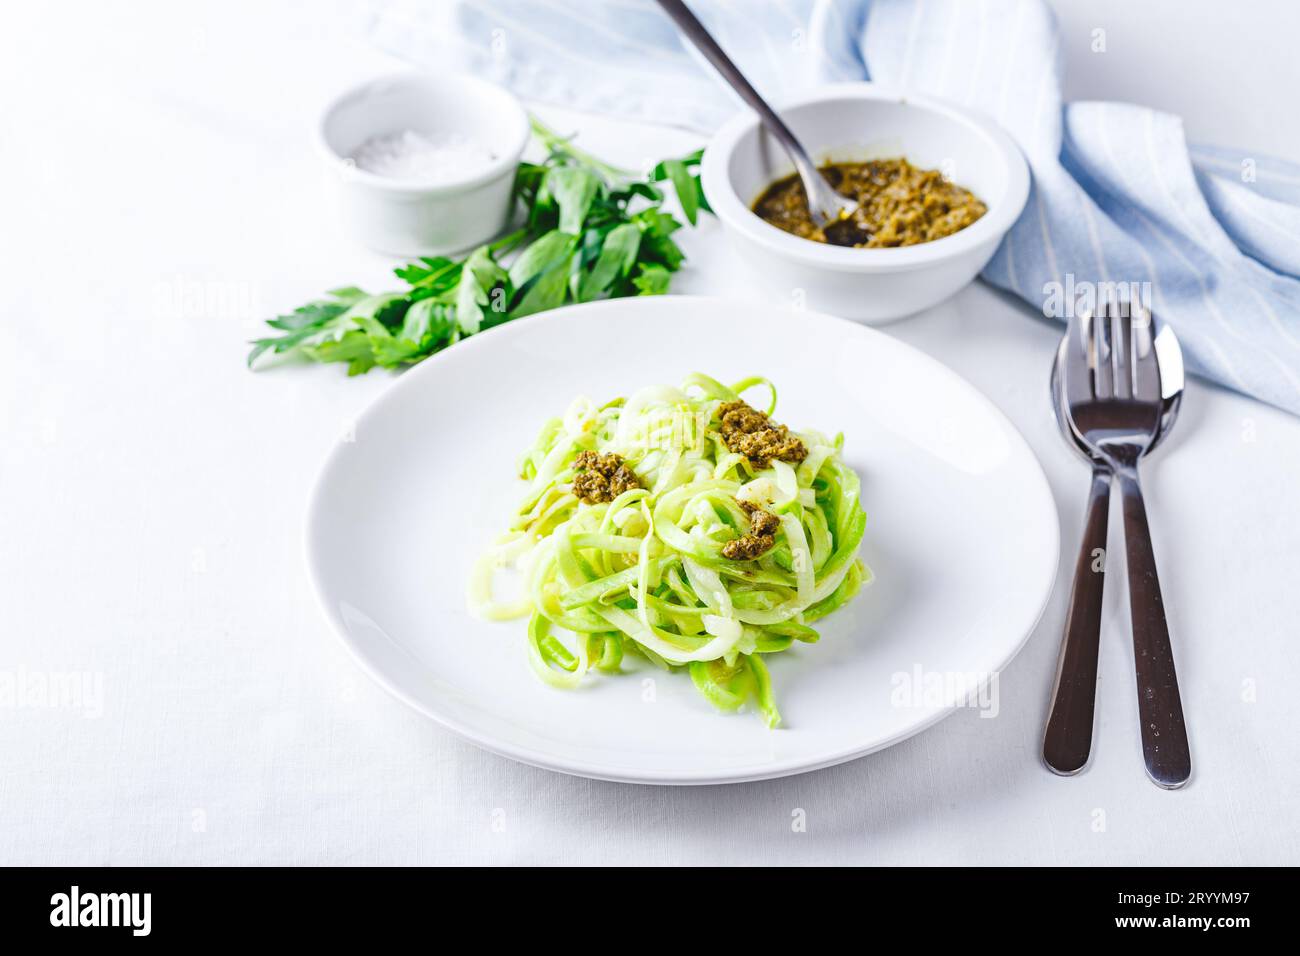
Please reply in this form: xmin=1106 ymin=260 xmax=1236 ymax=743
xmin=752 ymin=158 xmax=987 ymax=248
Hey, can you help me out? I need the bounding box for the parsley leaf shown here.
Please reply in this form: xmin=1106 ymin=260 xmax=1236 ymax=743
xmin=248 ymin=118 xmax=708 ymax=375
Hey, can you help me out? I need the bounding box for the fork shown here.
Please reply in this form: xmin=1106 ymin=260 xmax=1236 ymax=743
xmin=1061 ymin=302 xmax=1191 ymax=789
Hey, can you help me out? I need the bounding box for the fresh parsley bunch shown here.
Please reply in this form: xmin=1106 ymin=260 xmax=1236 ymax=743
xmin=248 ymin=119 xmax=708 ymax=375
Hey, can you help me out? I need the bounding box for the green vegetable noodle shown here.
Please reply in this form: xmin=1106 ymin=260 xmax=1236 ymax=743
xmin=248 ymin=119 xmax=708 ymax=375
xmin=469 ymin=374 xmax=871 ymax=727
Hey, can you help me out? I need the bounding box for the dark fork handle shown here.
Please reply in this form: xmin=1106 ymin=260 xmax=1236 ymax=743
xmin=1116 ymin=468 xmax=1191 ymax=789
xmin=1043 ymin=465 xmax=1110 ymax=774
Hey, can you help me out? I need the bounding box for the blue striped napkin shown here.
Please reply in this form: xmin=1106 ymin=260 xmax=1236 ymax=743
xmin=367 ymin=0 xmax=1300 ymax=414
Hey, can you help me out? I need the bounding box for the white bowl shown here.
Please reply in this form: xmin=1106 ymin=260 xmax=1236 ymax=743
xmin=700 ymin=84 xmax=1030 ymax=323
xmin=318 ymin=72 xmax=530 ymax=257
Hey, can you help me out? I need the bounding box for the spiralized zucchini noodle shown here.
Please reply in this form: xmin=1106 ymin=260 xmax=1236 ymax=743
xmin=468 ymin=373 xmax=869 ymax=727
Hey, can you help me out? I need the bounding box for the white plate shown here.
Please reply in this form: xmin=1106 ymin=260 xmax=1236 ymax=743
xmin=307 ymin=296 xmax=1058 ymax=784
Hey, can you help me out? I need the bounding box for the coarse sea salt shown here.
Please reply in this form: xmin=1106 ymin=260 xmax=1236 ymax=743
xmin=350 ymin=129 xmax=497 ymax=183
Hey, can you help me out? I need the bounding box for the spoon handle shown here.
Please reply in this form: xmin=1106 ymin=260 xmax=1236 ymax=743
xmin=655 ymin=0 xmax=820 ymax=179
xmin=1043 ymin=464 xmax=1111 ymax=775
xmin=1116 ymin=467 xmax=1191 ymax=789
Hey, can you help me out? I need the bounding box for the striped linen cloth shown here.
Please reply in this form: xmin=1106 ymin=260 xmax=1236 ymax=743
xmin=367 ymin=0 xmax=1300 ymax=414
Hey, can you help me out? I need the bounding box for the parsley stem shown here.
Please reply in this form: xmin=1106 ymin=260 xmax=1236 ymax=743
xmin=529 ymin=115 xmax=636 ymax=183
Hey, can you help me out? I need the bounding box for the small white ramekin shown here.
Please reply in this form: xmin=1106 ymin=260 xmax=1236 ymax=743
xmin=318 ymin=72 xmax=530 ymax=257
xmin=700 ymin=84 xmax=1030 ymax=323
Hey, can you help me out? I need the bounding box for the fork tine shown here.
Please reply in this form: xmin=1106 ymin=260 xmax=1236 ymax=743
xmin=1113 ymin=301 xmax=1133 ymax=399
xmin=1131 ymin=304 xmax=1161 ymax=403
xmin=1093 ymin=301 xmax=1114 ymax=399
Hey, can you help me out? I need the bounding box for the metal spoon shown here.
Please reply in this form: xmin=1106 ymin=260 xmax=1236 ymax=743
xmin=655 ymin=0 xmax=869 ymax=246
xmin=1043 ymin=305 xmax=1184 ymax=779
xmin=1051 ymin=313 xmax=1184 ymax=453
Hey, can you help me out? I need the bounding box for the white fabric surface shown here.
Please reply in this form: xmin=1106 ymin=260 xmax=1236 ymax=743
xmin=1 ymin=0 xmax=1298 ymax=865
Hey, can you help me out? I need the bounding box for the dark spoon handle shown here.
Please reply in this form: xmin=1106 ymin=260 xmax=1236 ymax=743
xmin=1043 ymin=465 xmax=1111 ymax=775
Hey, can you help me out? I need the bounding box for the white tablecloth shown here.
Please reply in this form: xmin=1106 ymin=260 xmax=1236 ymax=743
xmin=2 ymin=0 xmax=1297 ymax=865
